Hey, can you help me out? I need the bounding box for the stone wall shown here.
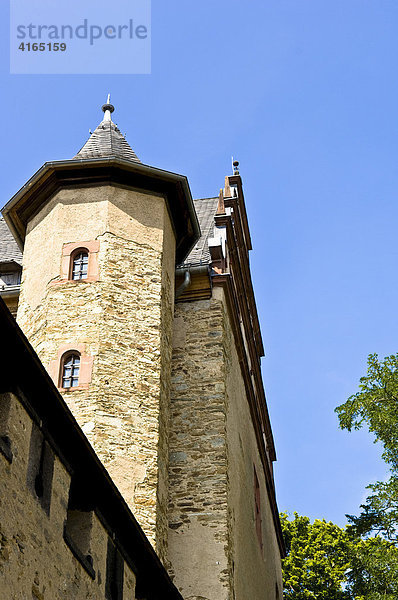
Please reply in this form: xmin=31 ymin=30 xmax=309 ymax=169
xmin=0 ymin=392 xmax=136 ymax=599
xmin=16 ymin=184 xmax=176 ymax=561
xmin=168 ymin=287 xmax=283 ymax=600
xmin=169 ymin=297 xmax=230 ymax=600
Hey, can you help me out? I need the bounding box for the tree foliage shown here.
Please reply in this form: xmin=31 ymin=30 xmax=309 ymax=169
xmin=346 ymin=478 xmax=398 ymax=544
xmin=336 ymin=353 xmax=398 ymax=471
xmin=281 ymin=353 xmax=398 ymax=599
xmin=347 ymin=537 xmax=398 ymax=600
xmin=334 ymin=352 xmax=398 ymax=597
xmin=281 ymin=513 xmax=398 ymax=600
xmin=281 ymin=513 xmax=352 ymax=600
xmin=336 ymin=353 xmax=398 ymax=542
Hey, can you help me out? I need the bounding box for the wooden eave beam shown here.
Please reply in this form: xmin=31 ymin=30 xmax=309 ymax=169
xmin=227 ymin=175 xmax=252 ymax=251
xmin=212 ymin=274 xmax=286 ymax=558
xmin=219 ymin=198 xmax=264 ymax=358
xmin=219 ymin=214 xmax=276 ymax=462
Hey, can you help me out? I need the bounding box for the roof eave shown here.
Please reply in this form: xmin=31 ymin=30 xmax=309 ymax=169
xmin=2 ymin=158 xmax=201 ymax=264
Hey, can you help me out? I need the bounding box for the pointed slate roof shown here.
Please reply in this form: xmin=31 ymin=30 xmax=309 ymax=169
xmin=73 ymin=96 xmax=140 ymax=163
xmin=3 ymin=96 xmax=200 ymax=264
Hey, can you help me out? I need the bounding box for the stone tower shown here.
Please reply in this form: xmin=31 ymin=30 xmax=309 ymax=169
xmin=2 ymin=100 xmax=285 ymax=600
xmin=2 ymin=99 xmax=199 ymax=563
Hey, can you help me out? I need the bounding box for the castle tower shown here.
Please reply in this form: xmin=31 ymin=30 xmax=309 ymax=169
xmin=2 ymin=102 xmax=285 ymax=600
xmin=2 ymin=99 xmax=200 ymax=562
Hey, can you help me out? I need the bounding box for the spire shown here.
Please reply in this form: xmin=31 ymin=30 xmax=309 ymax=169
xmin=101 ymin=93 xmax=114 ymax=122
xmin=73 ymin=97 xmax=140 ymax=163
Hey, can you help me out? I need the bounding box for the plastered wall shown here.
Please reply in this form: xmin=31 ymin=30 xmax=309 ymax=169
xmin=168 ymin=287 xmax=282 ymax=600
xmin=217 ymin=285 xmax=283 ymax=599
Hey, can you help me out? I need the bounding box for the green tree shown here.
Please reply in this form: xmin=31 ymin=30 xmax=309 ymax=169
xmin=336 ymin=353 xmax=398 ymax=472
xmin=334 ymin=352 xmax=398 ymax=597
xmin=281 ymin=512 xmax=352 ymax=599
xmin=347 ymin=537 xmax=398 ymax=600
xmin=335 ymin=353 xmax=398 ymax=542
xmin=281 ymin=354 xmax=398 ymax=599
xmin=281 ymin=513 xmax=398 ymax=600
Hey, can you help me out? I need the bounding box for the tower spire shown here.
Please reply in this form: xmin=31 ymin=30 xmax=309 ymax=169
xmin=73 ymin=97 xmax=140 ymax=163
xmin=101 ymin=93 xmax=114 ymax=122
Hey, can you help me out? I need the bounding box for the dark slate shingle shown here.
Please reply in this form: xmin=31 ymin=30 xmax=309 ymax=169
xmin=73 ymin=120 xmax=140 ymax=163
xmin=181 ymin=197 xmax=219 ymax=266
xmin=0 ymin=219 xmax=23 ymax=265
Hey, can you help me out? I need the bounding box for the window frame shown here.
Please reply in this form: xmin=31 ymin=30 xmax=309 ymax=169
xmin=69 ymin=248 xmax=89 ymax=281
xmin=60 ymin=351 xmax=81 ymax=389
xmin=50 ymin=344 xmax=94 ymax=392
xmin=52 ymin=240 xmax=100 ymax=286
xmin=0 ymin=261 xmax=22 ymax=289
xmin=0 ymin=271 xmax=22 ymax=287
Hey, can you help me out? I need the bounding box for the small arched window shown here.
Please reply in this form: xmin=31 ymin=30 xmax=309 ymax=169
xmin=70 ymin=249 xmax=89 ymax=281
xmin=60 ymin=352 xmax=81 ymax=389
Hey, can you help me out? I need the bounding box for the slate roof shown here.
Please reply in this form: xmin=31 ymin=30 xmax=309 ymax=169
xmin=73 ymin=119 xmax=140 ymax=163
xmin=181 ymin=197 xmax=219 ymax=266
xmin=0 ymin=219 xmax=23 ymax=266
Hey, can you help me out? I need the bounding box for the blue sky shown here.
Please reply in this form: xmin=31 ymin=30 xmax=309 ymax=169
xmin=2 ymin=0 xmax=398 ymax=526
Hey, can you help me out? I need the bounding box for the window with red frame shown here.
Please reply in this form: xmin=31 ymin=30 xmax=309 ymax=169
xmin=60 ymin=352 xmax=81 ymax=389
xmin=70 ymin=249 xmax=89 ymax=281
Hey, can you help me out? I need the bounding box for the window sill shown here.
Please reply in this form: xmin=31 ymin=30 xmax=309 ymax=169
xmin=49 ymin=277 xmax=100 ymax=287
xmin=59 ymin=384 xmax=90 ymax=392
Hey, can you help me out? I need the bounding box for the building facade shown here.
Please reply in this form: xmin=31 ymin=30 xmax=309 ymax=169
xmin=0 ymin=297 xmax=186 ymax=600
xmin=0 ymin=99 xmax=284 ymax=599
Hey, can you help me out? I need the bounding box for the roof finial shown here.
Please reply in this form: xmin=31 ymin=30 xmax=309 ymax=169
xmin=102 ymin=93 xmax=115 ymax=122
xmin=233 ymin=160 xmax=240 ymax=175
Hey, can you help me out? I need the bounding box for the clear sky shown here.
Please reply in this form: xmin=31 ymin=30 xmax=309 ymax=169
xmin=2 ymin=0 xmax=397 ymax=526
